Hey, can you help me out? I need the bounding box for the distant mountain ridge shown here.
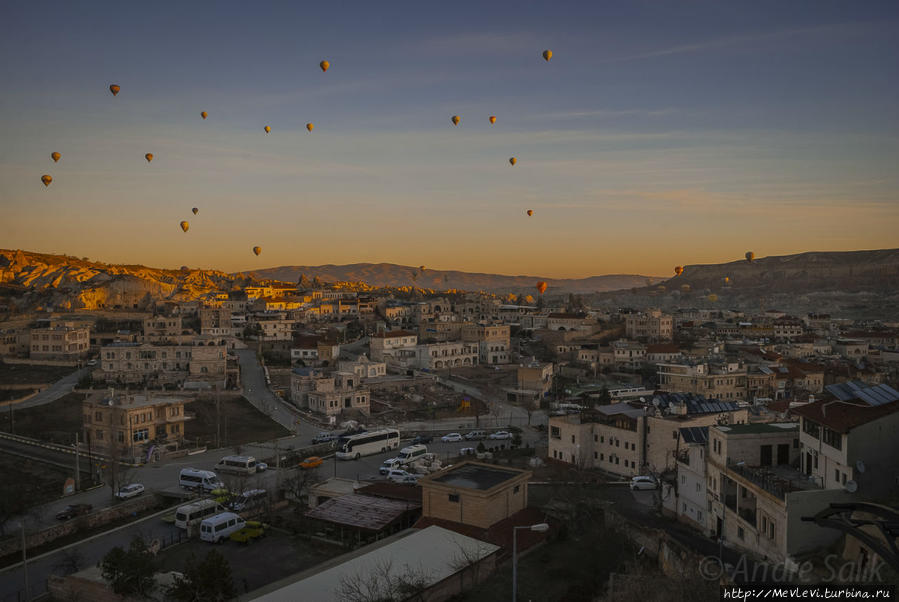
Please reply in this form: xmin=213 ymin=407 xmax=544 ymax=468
xmin=244 ymin=263 xmax=663 ymax=294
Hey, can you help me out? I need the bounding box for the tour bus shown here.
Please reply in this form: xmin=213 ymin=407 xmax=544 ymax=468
xmin=335 ymin=428 xmax=401 ymax=460
xmin=396 ymin=444 xmax=428 ymax=466
xmin=174 ymin=499 xmax=219 ymax=530
xmin=199 ymin=512 xmax=246 ymax=543
xmin=179 ymin=468 xmax=223 ymax=492
xmin=215 ymin=455 xmax=258 ymax=475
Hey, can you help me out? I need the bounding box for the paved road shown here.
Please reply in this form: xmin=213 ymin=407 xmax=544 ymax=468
xmin=10 ymin=367 xmax=88 ymax=409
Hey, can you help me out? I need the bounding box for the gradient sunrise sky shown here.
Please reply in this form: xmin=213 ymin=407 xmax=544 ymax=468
xmin=1 ymin=1 xmax=897 ymax=278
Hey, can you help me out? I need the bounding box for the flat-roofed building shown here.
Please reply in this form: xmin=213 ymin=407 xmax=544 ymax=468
xmin=142 ymin=315 xmax=183 ymax=343
xmin=625 ymin=309 xmax=673 ymax=341
xmin=29 ymin=321 xmax=90 ymax=360
xmin=461 ymin=323 xmax=511 ymax=365
xmin=98 ymin=338 xmax=227 ymax=386
xmin=418 ymin=461 xmax=531 ymax=529
xmin=369 ymin=330 xmax=418 ymax=364
xmin=414 ymin=341 xmax=479 ymax=370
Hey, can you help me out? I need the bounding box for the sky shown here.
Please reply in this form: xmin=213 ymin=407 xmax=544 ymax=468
xmin=1 ymin=0 xmax=898 ymax=278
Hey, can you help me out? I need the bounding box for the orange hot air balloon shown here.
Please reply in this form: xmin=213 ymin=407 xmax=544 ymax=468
xmin=41 ymin=174 xmax=52 ymax=187
xmin=419 ymin=265 xmax=426 ymax=271
xmin=489 ymin=116 xmax=497 ymax=124
xmin=109 ymin=84 xmax=120 ymax=96
xmin=451 ymin=115 xmax=460 ymax=126
xmin=674 ymin=266 xmax=683 ymax=276
xmin=144 ymin=153 xmax=154 ymax=163
xmin=180 ymin=221 xmax=189 ymax=232
xmin=745 ymin=251 xmax=755 ymax=263
xmin=51 ymin=152 xmax=61 ymax=163
xmin=509 ymin=157 xmax=517 ymax=166
xmin=723 ymin=276 xmax=730 ymax=284
xmin=264 ymin=126 xmax=271 ymax=133
xmin=306 ymin=123 xmax=314 ymax=132
xmin=201 ymin=111 xmax=208 ymax=120
xmin=320 ymin=60 xmax=330 ymax=72
xmin=542 ymin=50 xmax=552 ymax=61
xmin=536 ymin=281 xmax=548 ymax=294
xmin=527 ymin=209 xmax=533 ymax=216
xmin=192 ymin=207 xmax=199 ymax=215
xmin=253 ymin=246 xmax=261 ymax=256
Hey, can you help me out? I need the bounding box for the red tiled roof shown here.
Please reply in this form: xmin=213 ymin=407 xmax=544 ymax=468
xmin=413 ymin=506 xmax=556 ymax=557
xmin=371 ymin=330 xmax=417 ymax=338
xmin=791 ymin=399 xmax=899 ymax=434
xmin=646 ymin=343 xmax=680 ymax=354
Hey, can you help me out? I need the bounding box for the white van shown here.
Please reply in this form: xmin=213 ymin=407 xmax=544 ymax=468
xmin=179 ymin=468 xmax=223 ymax=492
xmin=215 ymin=455 xmax=257 ymax=475
xmin=229 ymin=489 xmax=268 ymax=513
xmin=396 ymin=444 xmax=428 ymax=466
xmin=199 ymin=512 xmax=246 ymax=543
xmin=174 ymin=499 xmax=219 ymax=530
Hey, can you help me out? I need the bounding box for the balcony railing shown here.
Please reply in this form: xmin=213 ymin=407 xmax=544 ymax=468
xmin=727 ymin=463 xmax=818 ymax=501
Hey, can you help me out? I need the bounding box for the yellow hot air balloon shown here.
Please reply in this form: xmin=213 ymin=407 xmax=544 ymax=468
xmin=674 ymin=266 xmax=684 ymax=276
xmin=745 ymin=251 xmax=755 ymax=263
xmin=41 ymin=174 xmax=52 ymax=187
xmin=419 ymin=265 xmax=426 ymax=271
xmin=264 ymin=126 xmax=271 ymax=133
xmin=451 ymin=115 xmax=460 ymax=126
xmin=109 ymin=84 xmax=120 ymax=96
xmin=723 ymin=276 xmax=730 ymax=284
xmin=708 ymin=294 xmax=718 ymax=302
xmin=201 ymin=111 xmax=208 ymax=120
xmin=180 ymin=221 xmax=189 ymax=233
xmin=320 ymin=60 xmax=330 ymax=72
xmin=145 ymin=153 xmax=154 ymax=163
xmin=51 ymin=152 xmax=61 ymax=163
xmin=306 ymin=123 xmax=314 ymax=132
xmin=489 ymin=116 xmax=497 ymax=124
xmin=527 ymin=209 xmax=533 ymax=216
xmin=192 ymin=207 xmax=199 ymax=215
xmin=542 ymin=49 xmax=552 ymax=61
xmin=536 ymin=281 xmax=548 ymax=294
xmin=509 ymin=157 xmax=517 ymax=166
xmin=253 ymin=246 xmax=261 ymax=256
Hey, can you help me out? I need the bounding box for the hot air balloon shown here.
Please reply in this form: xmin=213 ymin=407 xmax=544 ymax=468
xmin=536 ymin=281 xmax=548 ymax=294
xmin=745 ymin=251 xmax=755 ymax=263
xmin=489 ymin=116 xmax=497 ymax=124
xmin=723 ymin=276 xmax=730 ymax=284
xmin=264 ymin=126 xmax=271 ymax=133
xmin=657 ymin=285 xmax=667 ymax=292
xmin=419 ymin=265 xmax=426 ymax=271
xmin=145 ymin=153 xmax=153 ymax=163
xmin=253 ymin=246 xmax=261 ymax=256
xmin=192 ymin=207 xmax=199 ymax=215
xmin=542 ymin=50 xmax=552 ymax=61
xmin=51 ymin=152 xmax=61 ymax=163
xmin=41 ymin=175 xmax=52 ymax=187
xmin=201 ymin=111 xmax=208 ymax=120
xmin=527 ymin=210 xmax=533 ymax=216
xmin=180 ymin=221 xmax=189 ymax=232
xmin=109 ymin=84 xmax=120 ymax=96
xmin=674 ymin=266 xmax=683 ymax=276
xmin=681 ymin=284 xmax=691 ymax=293
xmin=509 ymin=157 xmax=517 ymax=166
xmin=320 ymin=60 xmax=330 ymax=72
xmin=451 ymin=115 xmax=460 ymax=126
xmin=306 ymin=123 xmax=314 ymax=132
xmin=707 ymin=294 xmax=718 ymax=302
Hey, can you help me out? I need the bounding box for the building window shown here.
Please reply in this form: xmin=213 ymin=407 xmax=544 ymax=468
xmin=513 ymin=485 xmax=520 ymax=494
xmin=95 ymin=430 xmax=104 ymax=440
xmin=822 ymin=427 xmax=842 ymax=450
xmin=550 ymin=426 xmax=561 ymax=439
xmin=117 ymin=431 xmax=124 ymax=443
xmin=571 ymin=435 xmax=575 ymax=444
xmin=834 ymin=468 xmax=839 ymax=483
xmin=594 ymin=452 xmax=598 ymax=459
xmin=737 ymin=527 xmax=745 ymax=540
xmin=803 ymin=419 xmax=821 ymax=438
xmin=448 ymin=494 xmax=459 ymax=503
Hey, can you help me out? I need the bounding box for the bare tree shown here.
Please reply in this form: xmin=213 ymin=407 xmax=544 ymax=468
xmin=283 ymin=468 xmax=322 ymax=512
xmin=336 ymin=559 xmax=431 ymax=602
xmin=449 ymin=539 xmax=494 ymax=593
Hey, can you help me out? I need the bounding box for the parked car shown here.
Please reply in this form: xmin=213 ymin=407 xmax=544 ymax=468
xmin=460 ymin=447 xmax=476 ymax=456
xmin=56 ymin=504 xmax=92 ymax=521
xmin=379 ymin=458 xmax=402 ymax=475
xmin=630 ymin=476 xmax=658 ymax=491
xmin=115 ymin=483 xmax=145 ymax=500
xmin=441 ymin=433 xmax=463 ymax=442
xmin=400 ymin=474 xmax=422 ymax=484
xmin=464 ymin=431 xmax=486 ymax=441
xmin=255 ymin=462 xmax=268 ymax=472
xmin=488 ymin=431 xmax=512 ymax=440
xmin=299 ymin=456 xmax=323 ymax=470
xmin=312 ymin=432 xmax=337 ymax=445
xmin=411 ymin=434 xmax=433 ymax=445
xmin=86 ymin=359 xmax=98 ymax=366
xmin=386 ymin=469 xmax=415 ymax=483
xmin=229 ymin=520 xmax=268 ymax=545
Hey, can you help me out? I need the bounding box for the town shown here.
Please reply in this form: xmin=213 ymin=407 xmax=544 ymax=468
xmin=0 ymin=266 xmax=897 ymax=601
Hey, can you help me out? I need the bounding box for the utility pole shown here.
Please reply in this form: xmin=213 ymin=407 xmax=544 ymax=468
xmin=21 ymin=524 xmax=30 ymax=602
xmin=215 ymin=384 xmax=221 ymax=449
xmin=74 ymin=432 xmax=81 ymax=491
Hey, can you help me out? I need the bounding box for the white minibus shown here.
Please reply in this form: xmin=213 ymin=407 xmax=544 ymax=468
xmin=199 ymin=512 xmax=246 ymax=543
xmin=179 ymin=468 xmax=223 ymax=492
xmin=215 ymin=455 xmax=257 ymax=475
xmin=174 ymin=499 xmax=219 ymax=530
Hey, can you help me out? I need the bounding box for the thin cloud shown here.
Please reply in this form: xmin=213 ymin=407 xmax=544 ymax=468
xmin=540 ymin=108 xmax=678 ymax=119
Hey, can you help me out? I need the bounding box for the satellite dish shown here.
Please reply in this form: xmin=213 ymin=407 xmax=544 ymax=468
xmin=845 ymin=480 xmax=858 ymax=493
xmin=856 ymin=460 xmax=866 ymax=474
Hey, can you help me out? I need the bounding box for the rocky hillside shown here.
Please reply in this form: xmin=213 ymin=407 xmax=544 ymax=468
xmin=660 ymin=249 xmax=899 ymax=294
xmin=248 ymin=263 xmax=662 ymax=294
xmin=0 ymin=250 xmax=253 ymax=312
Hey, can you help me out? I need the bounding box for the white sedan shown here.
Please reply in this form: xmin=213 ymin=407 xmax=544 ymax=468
xmin=630 ymin=476 xmax=658 ymax=491
xmin=115 ymin=483 xmax=145 ymax=499
xmin=488 ymin=431 xmax=512 ymax=440
xmin=441 ymin=433 xmax=463 ymax=442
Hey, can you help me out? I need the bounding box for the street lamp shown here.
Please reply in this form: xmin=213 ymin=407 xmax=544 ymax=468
xmin=512 ymin=522 xmax=549 ymax=601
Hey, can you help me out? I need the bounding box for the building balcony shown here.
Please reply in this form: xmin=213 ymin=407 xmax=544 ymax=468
xmin=727 ymin=462 xmax=821 ymax=501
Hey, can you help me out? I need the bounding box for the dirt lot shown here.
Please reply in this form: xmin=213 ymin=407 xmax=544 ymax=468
xmin=0 ymin=362 xmax=75 ymax=385
xmin=3 ymin=392 xmax=85 ymax=444
xmin=0 ymin=454 xmax=71 ymax=513
xmin=156 ymin=528 xmax=343 ymax=595
xmin=186 ymin=396 xmax=291 ymax=448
